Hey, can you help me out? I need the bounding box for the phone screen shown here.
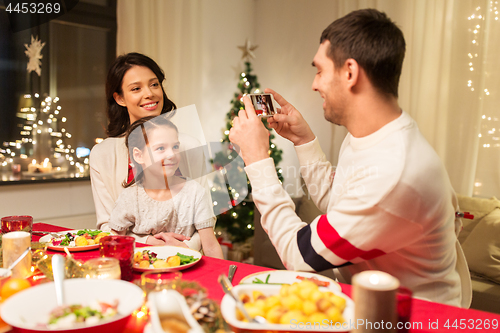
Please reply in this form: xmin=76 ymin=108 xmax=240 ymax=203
xmin=249 ymin=94 xmax=276 ymax=118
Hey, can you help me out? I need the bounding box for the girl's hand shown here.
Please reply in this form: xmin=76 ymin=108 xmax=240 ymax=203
xmin=152 ymin=232 xmax=190 ymax=248
xmin=146 ymin=236 xmax=166 ymax=246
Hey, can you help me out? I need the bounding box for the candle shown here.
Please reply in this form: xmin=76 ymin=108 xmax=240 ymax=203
xmin=40 ymin=158 xmax=52 ymax=173
xmin=352 ymin=270 xmax=399 ymax=333
xmin=27 ymin=159 xmax=53 ymax=173
xmin=27 ymin=159 xmax=39 ymax=173
xmin=2 ymin=231 xmax=32 ymax=279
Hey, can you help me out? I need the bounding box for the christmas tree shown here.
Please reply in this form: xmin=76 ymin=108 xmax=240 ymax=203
xmin=211 ymin=40 xmax=283 ymax=243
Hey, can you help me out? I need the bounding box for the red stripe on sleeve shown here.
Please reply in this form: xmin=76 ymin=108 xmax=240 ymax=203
xmin=316 ymin=215 xmax=385 ymax=261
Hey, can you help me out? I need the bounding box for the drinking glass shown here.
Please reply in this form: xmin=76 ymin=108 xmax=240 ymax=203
xmin=397 ymin=287 xmax=413 ymax=333
xmin=141 ymin=271 xmax=182 ymax=296
xmin=84 ymin=257 xmax=121 ymax=280
xmin=2 ymin=231 xmax=31 ymax=279
xmin=99 ymin=235 xmax=135 ymax=281
xmin=1 ymin=216 xmax=33 ymax=235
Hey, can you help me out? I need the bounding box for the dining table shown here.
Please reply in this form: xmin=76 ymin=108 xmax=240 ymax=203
xmin=1 ymin=222 xmax=500 ymax=332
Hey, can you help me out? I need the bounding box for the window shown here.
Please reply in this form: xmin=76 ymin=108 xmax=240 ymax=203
xmin=0 ymin=0 xmax=116 ymax=184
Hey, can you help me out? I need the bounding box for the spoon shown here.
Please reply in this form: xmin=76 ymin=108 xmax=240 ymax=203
xmin=6 ymin=246 xmax=31 ymax=272
xmin=52 ymin=254 xmax=66 ymax=307
xmin=228 ymin=264 xmax=237 ymax=283
xmin=218 ymin=274 xmax=267 ymax=324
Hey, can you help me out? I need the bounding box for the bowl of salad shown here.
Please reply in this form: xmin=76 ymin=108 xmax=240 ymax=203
xmin=0 ymin=278 xmax=144 ymax=332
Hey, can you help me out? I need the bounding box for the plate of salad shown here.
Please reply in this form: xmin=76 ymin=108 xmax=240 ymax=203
xmin=39 ymin=229 xmax=111 ymax=252
xmin=133 ymin=246 xmax=202 ymax=272
xmin=239 ymin=270 xmax=342 ymax=292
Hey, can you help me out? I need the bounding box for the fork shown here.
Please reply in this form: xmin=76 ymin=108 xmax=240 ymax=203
xmin=218 ymin=274 xmax=267 ymax=324
xmin=228 ymin=264 xmax=237 ymax=283
xmin=32 ymin=231 xmax=62 ymax=238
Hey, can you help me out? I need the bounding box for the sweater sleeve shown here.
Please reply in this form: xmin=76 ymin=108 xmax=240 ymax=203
xmin=90 ymin=151 xmax=116 ymax=230
xmin=108 ymin=188 xmax=136 ymax=231
xmin=245 ymin=158 xmax=312 ymax=271
xmin=295 ymin=137 xmax=335 ymax=213
xmin=246 ymin=154 xmax=425 ymax=272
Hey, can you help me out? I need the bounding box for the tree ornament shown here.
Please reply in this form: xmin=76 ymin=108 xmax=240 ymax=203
xmin=24 ymin=35 xmax=45 ymax=76
xmin=237 ymin=39 xmax=258 ymax=61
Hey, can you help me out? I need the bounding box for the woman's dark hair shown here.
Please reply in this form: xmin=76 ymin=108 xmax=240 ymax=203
xmin=105 ymin=52 xmax=177 ymax=137
xmin=320 ymin=9 xmax=405 ymax=98
xmin=123 ymin=115 xmax=179 ymax=187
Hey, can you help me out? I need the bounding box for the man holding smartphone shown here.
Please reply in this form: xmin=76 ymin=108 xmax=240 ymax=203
xmin=229 ymin=8 xmax=471 ymax=307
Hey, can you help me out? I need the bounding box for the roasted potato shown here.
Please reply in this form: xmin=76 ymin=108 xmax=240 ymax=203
xmin=166 ymin=255 xmax=181 ymax=267
xmin=74 ymin=236 xmax=88 ymax=246
xmin=139 ymin=260 xmax=150 ymax=268
xmin=153 ymin=260 xmax=169 ymax=268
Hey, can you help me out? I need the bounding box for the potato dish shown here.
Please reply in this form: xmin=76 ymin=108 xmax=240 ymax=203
xmin=237 ymin=280 xmax=346 ymax=325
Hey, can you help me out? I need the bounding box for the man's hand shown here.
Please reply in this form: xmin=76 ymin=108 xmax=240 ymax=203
xmin=265 ymin=88 xmax=315 ymax=146
xmin=229 ymin=96 xmax=271 ymax=166
xmin=149 ymin=232 xmax=190 ymax=248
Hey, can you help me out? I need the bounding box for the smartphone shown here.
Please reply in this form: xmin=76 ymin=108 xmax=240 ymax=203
xmin=245 ymin=93 xmax=278 ymax=118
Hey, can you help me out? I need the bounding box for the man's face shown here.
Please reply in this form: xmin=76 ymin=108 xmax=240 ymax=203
xmin=311 ymin=41 xmax=346 ymax=126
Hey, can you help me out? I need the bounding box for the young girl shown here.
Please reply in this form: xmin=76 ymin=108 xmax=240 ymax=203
xmin=108 ymin=115 xmax=223 ymax=259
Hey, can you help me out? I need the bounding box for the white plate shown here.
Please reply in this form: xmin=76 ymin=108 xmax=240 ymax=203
xmin=39 ymin=229 xmax=109 ymax=252
xmin=0 ymin=278 xmax=144 ymax=332
xmin=133 ymin=246 xmax=202 ymax=272
xmin=239 ymin=270 xmax=342 ymax=292
xmin=221 ymin=284 xmax=354 ymax=332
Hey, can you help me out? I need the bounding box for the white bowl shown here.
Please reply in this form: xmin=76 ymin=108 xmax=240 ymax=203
xmin=221 ymin=284 xmax=355 ymax=332
xmin=0 ymin=278 xmax=144 ymax=333
xmin=148 ymin=290 xmax=204 ymax=333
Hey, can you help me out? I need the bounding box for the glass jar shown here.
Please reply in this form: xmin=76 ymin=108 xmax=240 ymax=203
xmin=84 ymin=257 xmax=121 ymax=280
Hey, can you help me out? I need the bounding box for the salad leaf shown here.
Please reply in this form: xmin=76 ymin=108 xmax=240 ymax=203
xmin=176 ymin=252 xmax=197 ymax=265
xmin=59 ymin=233 xmax=75 ymax=246
xmin=77 ymin=229 xmax=102 ymax=237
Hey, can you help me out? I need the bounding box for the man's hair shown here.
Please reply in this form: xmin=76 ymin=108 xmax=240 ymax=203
xmin=320 ymin=8 xmax=405 ymax=98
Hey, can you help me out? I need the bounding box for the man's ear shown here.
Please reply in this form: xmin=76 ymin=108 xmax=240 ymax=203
xmin=133 ymin=147 xmax=144 ymax=164
xmin=344 ymin=58 xmax=360 ymax=90
xmin=113 ymin=92 xmax=126 ymax=107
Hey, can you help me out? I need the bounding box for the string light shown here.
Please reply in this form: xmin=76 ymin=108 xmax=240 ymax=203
xmin=473 ymin=1 xmax=498 ymax=191
xmin=2 ymin=93 xmax=89 ymax=176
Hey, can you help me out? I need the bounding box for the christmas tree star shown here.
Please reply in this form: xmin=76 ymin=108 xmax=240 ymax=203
xmin=238 ymin=39 xmax=258 ymax=61
xmin=25 ymin=35 xmax=45 ymax=76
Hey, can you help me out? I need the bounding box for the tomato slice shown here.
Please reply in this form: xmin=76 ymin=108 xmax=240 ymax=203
xmin=296 ymin=275 xmax=330 ymax=287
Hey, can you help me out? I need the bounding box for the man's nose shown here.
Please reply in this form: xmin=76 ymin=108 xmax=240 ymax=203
xmin=311 ymin=77 xmax=319 ymax=91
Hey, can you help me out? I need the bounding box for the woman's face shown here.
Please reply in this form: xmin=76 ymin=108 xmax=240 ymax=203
xmin=134 ymin=126 xmax=180 ymax=179
xmin=114 ymin=66 xmax=164 ymax=124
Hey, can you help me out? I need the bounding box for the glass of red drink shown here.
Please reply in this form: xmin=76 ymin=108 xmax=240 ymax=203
xmin=397 ymin=286 xmax=413 ymax=333
xmin=99 ymin=235 xmax=135 ymax=281
xmin=1 ymin=216 xmax=33 ymax=235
